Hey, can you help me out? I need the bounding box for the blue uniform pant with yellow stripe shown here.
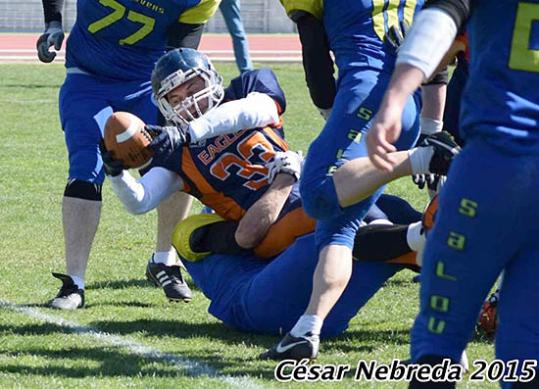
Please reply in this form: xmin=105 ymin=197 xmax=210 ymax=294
xmin=411 ymin=138 xmax=539 ymax=385
xmin=300 ymin=68 xmax=421 ymax=250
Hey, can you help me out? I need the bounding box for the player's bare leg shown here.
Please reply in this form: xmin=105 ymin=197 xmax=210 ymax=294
xmin=50 ymin=196 xmax=101 ymax=309
xmin=305 ymin=245 xmax=353 ymax=319
xmin=333 ymin=152 xmax=412 ymax=207
xmin=146 ymin=191 xmax=194 ymax=302
xmin=333 ymin=131 xmax=460 ymax=207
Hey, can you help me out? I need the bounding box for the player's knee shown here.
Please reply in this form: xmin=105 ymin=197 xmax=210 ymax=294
xmin=300 ymin=178 xmax=341 ymax=221
xmin=64 ymin=179 xmax=102 ymax=201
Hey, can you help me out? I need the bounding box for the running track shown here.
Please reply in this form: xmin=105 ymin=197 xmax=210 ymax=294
xmin=0 ymin=33 xmax=301 ymax=63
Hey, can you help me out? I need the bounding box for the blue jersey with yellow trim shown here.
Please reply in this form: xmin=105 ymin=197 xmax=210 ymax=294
xmin=323 ymin=0 xmax=424 ymax=72
xmin=66 ymin=0 xmax=215 ymax=81
xmin=460 ymin=0 xmax=539 ymax=151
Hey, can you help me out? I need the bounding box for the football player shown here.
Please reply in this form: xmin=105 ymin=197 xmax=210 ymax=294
xmin=37 ymin=0 xmax=220 ymax=309
xmin=165 ymin=199 xmax=427 ymax=344
xmin=104 ymin=48 xmax=310 ymax=259
xmin=367 ymin=0 xmax=539 ymax=386
xmin=263 ymin=0 xmax=431 ymax=360
xmin=106 ymin=48 xmax=429 ymax=264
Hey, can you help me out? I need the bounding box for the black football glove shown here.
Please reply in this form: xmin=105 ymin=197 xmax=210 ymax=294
xmin=99 ymin=142 xmax=125 ymax=177
xmin=412 ymin=173 xmax=446 ymax=199
xmin=145 ymin=124 xmax=191 ymax=158
xmin=384 ymin=21 xmax=409 ymax=53
xmin=36 ymin=21 xmax=65 ymax=63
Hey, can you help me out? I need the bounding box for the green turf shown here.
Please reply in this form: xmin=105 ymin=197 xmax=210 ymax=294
xmin=0 ymin=63 xmax=495 ymax=388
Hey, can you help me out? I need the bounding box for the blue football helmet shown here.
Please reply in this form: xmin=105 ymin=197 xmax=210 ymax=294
xmin=151 ymin=48 xmax=224 ymax=125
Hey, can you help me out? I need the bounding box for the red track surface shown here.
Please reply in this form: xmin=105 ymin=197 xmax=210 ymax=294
xmin=0 ymin=33 xmax=301 ymax=62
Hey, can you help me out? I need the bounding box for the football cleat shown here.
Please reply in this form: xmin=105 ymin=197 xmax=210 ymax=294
xmin=260 ymin=332 xmax=319 ymax=361
xmin=50 ymin=272 xmax=84 ymax=310
xmin=146 ymin=259 xmax=192 ymax=302
xmin=477 ymin=289 xmax=499 ymax=338
xmin=419 ymin=131 xmax=461 ymax=175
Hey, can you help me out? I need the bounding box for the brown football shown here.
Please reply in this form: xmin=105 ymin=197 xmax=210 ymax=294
xmin=104 ymin=112 xmax=154 ymax=169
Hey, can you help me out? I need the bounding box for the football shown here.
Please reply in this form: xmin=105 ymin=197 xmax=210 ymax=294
xmin=103 ymin=112 xmax=154 ymax=169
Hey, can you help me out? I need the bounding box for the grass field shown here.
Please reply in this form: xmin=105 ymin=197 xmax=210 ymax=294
xmin=0 ymin=63 xmax=495 ymax=388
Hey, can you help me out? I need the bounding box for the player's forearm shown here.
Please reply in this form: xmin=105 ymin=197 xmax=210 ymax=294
xmin=420 ymin=83 xmax=447 ymax=135
xmin=235 ymin=173 xmax=295 ymax=249
xmin=296 ymin=13 xmax=336 ymax=110
xmin=166 ymin=23 xmax=204 ymax=50
xmin=42 ymin=0 xmax=64 ymax=24
xmin=109 ymin=168 xmax=183 ymax=214
xmin=189 ymin=92 xmax=280 ymax=142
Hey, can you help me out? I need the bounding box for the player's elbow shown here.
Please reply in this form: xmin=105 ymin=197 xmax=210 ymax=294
xmin=123 ymin=199 xmax=153 ymax=215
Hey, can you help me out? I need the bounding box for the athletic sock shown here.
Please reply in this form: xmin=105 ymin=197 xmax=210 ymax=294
xmin=152 ymin=249 xmax=179 ymax=267
xmin=70 ymin=275 xmax=85 ymax=290
xmin=290 ymin=314 xmax=323 ymax=337
xmin=406 ymin=221 xmax=425 ymax=252
xmin=408 ymin=146 xmax=434 ymax=175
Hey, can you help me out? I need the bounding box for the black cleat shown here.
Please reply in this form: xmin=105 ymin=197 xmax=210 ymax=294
xmin=50 ymin=272 xmax=85 ymax=310
xmin=260 ymin=332 xmax=319 ymax=361
xmin=146 ymin=260 xmax=192 ymax=303
xmin=420 ymin=131 xmax=461 ymax=175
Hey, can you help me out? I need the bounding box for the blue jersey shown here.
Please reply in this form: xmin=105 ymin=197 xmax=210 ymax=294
xmin=323 ymin=0 xmax=424 ymax=72
xmin=66 ymin=0 xmax=215 ymax=81
xmin=461 ymin=0 xmax=539 ymax=151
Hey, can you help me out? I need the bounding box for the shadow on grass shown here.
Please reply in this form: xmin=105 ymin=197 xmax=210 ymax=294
xmin=86 ymin=279 xmax=153 ymax=290
xmin=1 ymin=84 xmax=61 ymax=89
xmin=86 ymin=277 xmax=199 ymax=291
xmin=0 ymin=347 xmax=195 ymax=378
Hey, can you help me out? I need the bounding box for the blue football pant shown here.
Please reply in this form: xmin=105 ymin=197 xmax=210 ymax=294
xmin=184 ymin=233 xmax=405 ymax=338
xmin=411 ymin=138 xmax=539 ymax=385
xmin=300 ymin=68 xmax=421 ymax=249
xmin=59 ymin=73 xmax=158 ymax=185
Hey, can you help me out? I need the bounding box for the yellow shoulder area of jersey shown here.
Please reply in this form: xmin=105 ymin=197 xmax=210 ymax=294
xmin=179 ymin=0 xmax=221 ymax=24
xmin=279 ymin=0 xmax=324 ymax=21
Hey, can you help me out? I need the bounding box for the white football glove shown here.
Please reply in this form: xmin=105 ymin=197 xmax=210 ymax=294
xmin=266 ymin=150 xmax=303 ymax=183
xmin=36 ymin=21 xmax=65 ymax=63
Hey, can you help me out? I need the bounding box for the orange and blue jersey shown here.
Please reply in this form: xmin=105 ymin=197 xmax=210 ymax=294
xmin=160 ymin=69 xmax=316 ymax=258
xmin=66 ymin=0 xmax=219 ymax=81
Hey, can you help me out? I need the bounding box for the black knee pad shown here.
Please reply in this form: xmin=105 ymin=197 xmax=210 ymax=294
xmin=64 ymin=179 xmax=102 ymax=201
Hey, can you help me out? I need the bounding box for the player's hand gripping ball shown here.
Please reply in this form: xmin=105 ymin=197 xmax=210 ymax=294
xmin=104 ymin=112 xmax=154 ymax=169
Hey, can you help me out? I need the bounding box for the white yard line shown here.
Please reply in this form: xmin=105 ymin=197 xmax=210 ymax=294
xmin=0 ymin=300 xmax=263 ymax=389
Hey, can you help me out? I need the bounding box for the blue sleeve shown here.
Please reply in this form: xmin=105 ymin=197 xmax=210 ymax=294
xmin=224 ymin=68 xmax=287 ymax=114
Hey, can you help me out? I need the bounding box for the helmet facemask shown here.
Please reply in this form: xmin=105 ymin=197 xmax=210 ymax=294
xmin=156 ymin=66 xmax=224 ymax=125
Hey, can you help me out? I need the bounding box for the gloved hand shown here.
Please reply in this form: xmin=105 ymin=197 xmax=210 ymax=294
xmin=146 ymin=124 xmax=191 ymax=158
xmin=412 ymin=173 xmax=446 ymax=199
xmin=99 ymin=142 xmax=125 ymax=177
xmin=36 ymin=21 xmax=65 ymax=63
xmin=384 ymin=21 xmax=409 ymax=53
xmin=266 ymin=150 xmax=303 ymax=183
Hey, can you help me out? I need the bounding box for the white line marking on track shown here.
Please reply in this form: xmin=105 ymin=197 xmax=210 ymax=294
xmin=0 ymin=300 xmax=262 ymax=389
